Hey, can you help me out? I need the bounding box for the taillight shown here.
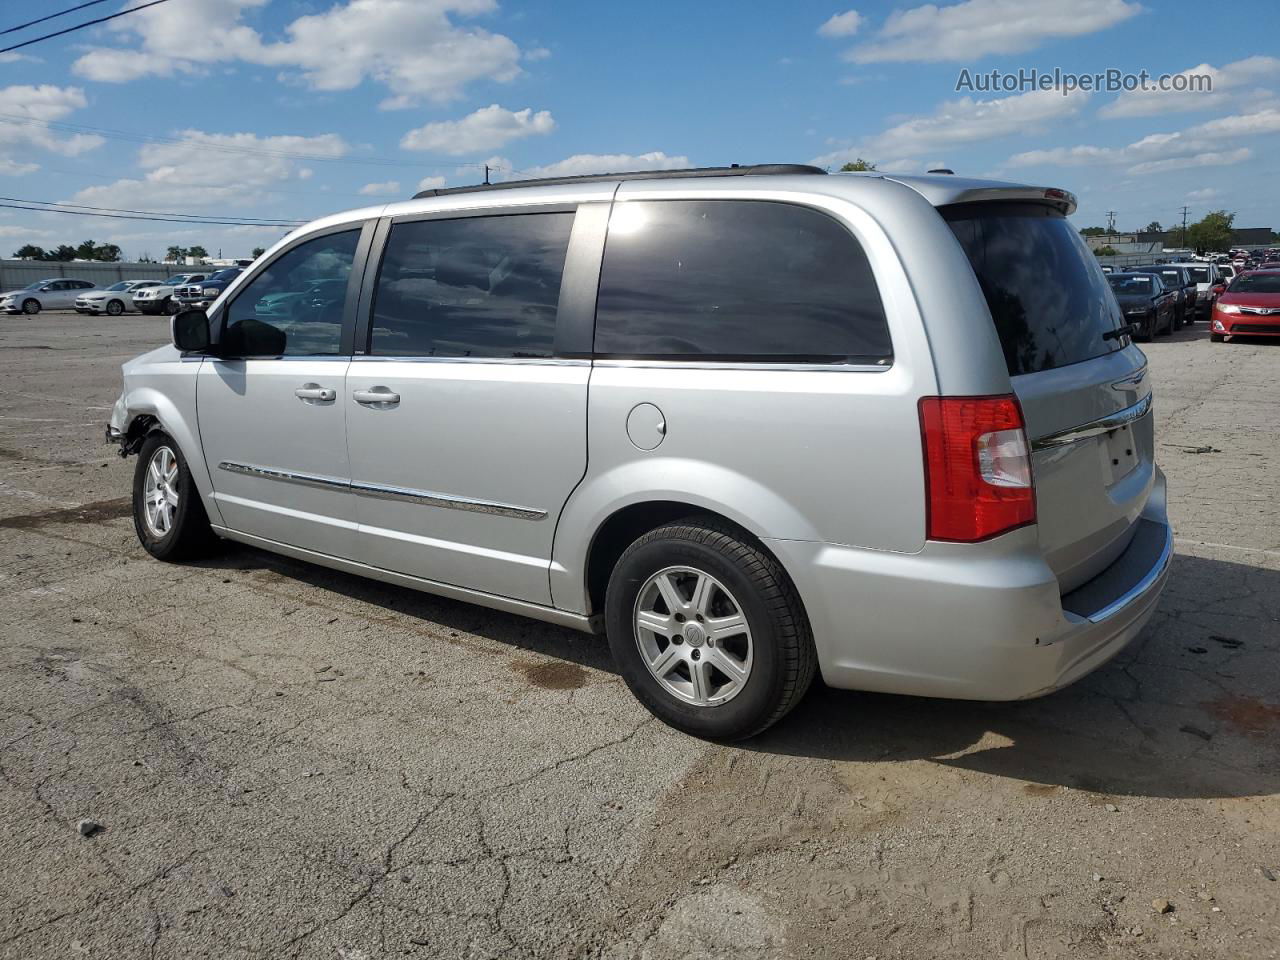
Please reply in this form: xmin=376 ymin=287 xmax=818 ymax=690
xmin=918 ymin=395 xmax=1036 ymax=542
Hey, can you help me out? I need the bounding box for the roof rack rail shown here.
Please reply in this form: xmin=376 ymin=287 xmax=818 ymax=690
xmin=412 ymin=163 xmax=827 ymax=199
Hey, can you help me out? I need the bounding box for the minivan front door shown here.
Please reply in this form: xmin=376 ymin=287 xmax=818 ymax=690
xmin=197 ymin=225 xmax=368 ymax=558
xmin=345 ymin=208 xmax=593 ymax=605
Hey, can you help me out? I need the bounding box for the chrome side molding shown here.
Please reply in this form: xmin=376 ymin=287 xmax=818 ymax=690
xmin=217 ymin=461 xmax=546 ymax=521
xmin=1030 ymin=393 xmax=1153 ymax=452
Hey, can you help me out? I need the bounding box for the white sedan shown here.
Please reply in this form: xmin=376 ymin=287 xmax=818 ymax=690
xmin=74 ymin=281 xmax=164 ymax=316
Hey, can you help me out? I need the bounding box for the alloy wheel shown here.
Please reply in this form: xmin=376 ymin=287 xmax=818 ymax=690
xmin=633 ymin=565 xmax=754 ymax=707
xmin=142 ymin=445 xmax=179 ymax=539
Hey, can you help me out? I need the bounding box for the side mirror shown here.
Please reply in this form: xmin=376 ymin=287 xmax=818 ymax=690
xmin=172 ymin=309 xmax=212 ymax=353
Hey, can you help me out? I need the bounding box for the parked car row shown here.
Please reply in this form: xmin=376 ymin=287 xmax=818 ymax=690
xmin=0 ymin=268 xmax=248 ymax=316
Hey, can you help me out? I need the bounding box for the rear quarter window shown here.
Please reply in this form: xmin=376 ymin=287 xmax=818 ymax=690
xmin=594 ymin=199 xmax=892 ymax=363
xmin=943 ymin=202 xmax=1125 ymax=376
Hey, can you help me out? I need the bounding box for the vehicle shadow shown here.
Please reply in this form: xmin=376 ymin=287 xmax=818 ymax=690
xmin=747 ymin=553 xmax=1280 ymax=801
xmin=200 ymin=544 xmax=1278 ymax=801
xmin=195 ymin=542 xmax=619 ymax=674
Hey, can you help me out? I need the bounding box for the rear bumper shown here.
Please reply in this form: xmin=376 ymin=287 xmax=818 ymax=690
xmin=768 ymin=467 xmax=1171 ymax=701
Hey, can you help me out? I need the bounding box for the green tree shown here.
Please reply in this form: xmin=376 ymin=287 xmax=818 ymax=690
xmin=13 ymin=244 xmax=47 ymax=260
xmin=95 ymin=243 xmax=122 ymax=262
xmin=51 ymin=244 xmax=77 ymax=261
xmin=1141 ymin=221 xmax=1163 ymax=234
xmin=1185 ymin=210 xmax=1235 ymax=253
xmin=166 ymin=245 xmax=187 ymax=262
xmin=251 ymin=246 xmax=266 ymax=258
xmin=1094 ymin=246 xmax=1118 ymax=257
xmin=187 ymin=245 xmax=209 ymax=260
xmin=1080 ymin=226 xmax=1108 ymax=237
xmin=838 ymin=158 xmax=878 ymax=172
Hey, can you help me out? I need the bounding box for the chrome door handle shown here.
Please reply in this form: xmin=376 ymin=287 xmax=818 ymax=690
xmin=295 ymin=385 xmax=336 ymax=401
xmin=353 ymin=387 xmax=400 ymax=405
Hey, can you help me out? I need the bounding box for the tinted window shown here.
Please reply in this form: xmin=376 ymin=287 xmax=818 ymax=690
xmin=370 ymin=213 xmax=573 ymax=358
xmin=594 ymin=200 xmax=891 ymax=362
xmin=223 ymin=229 xmax=360 ymax=356
xmin=1108 ymin=276 xmax=1153 ymax=294
xmin=944 ymin=203 xmax=1124 ymax=376
xmin=1186 ymin=266 xmax=1210 ymax=282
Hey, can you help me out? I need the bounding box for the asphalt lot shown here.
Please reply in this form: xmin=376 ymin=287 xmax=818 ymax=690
xmin=1 ymin=311 xmax=1277 ymax=960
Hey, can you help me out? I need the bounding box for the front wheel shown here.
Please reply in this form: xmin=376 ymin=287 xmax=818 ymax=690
xmin=163 ymin=297 xmax=179 ymax=315
xmin=21 ymin=298 xmax=39 ymax=315
xmin=605 ymin=518 xmax=816 ymax=740
xmin=106 ymin=299 xmax=124 ymax=316
xmin=132 ymin=432 xmax=217 ymax=561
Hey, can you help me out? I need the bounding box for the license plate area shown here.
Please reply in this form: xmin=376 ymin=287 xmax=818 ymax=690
xmin=1101 ymin=423 xmax=1139 ymax=483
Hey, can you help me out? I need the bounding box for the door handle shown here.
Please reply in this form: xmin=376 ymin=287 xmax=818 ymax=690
xmin=295 ymin=385 xmax=336 ymax=401
xmin=353 ymin=387 xmax=400 ymax=406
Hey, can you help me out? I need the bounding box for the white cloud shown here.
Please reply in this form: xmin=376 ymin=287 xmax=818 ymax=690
xmin=1100 ymin=56 xmax=1280 ymax=118
xmin=818 ymin=10 xmax=863 ymax=37
xmin=358 ymin=180 xmax=402 ymax=196
xmin=1127 ymin=148 xmax=1252 ymax=176
xmin=73 ymin=0 xmax=524 ymax=106
xmin=847 ymin=0 xmax=1140 ymax=63
xmin=65 ymin=130 xmax=350 ymax=215
xmin=1008 ymin=108 xmax=1280 ymax=175
xmin=0 ymin=158 xmax=39 ymax=176
xmin=814 ymin=87 xmax=1089 ymax=167
xmin=501 ymin=151 xmax=692 ymax=180
xmin=401 ymin=105 xmax=555 ymax=155
xmin=416 ymin=175 xmax=448 ymax=191
xmin=0 ymin=85 xmax=104 ymax=160
xmin=1186 ymin=188 xmax=1219 ymax=201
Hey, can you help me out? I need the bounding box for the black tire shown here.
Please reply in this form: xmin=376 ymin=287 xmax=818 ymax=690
xmin=106 ymin=299 xmax=124 ymax=316
xmin=1210 ymin=333 xmax=1224 ymax=342
xmin=1174 ymin=304 xmax=1185 ymax=330
xmin=21 ymin=298 xmax=39 ymax=315
xmin=132 ymin=432 xmax=217 ymax=561
xmin=604 ymin=517 xmax=816 ymax=740
xmin=163 ymin=297 xmax=179 ymax=315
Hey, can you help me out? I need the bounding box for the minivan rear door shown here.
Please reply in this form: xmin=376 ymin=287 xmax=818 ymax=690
xmin=943 ymin=202 xmax=1154 ymax=591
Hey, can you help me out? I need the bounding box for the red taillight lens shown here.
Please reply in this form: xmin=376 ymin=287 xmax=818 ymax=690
xmin=918 ymin=395 xmax=1036 ymax=542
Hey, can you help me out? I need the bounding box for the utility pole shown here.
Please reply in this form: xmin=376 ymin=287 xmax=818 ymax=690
xmin=484 ymin=164 xmax=491 ymax=185
xmin=1106 ymin=210 xmax=1117 ymax=234
xmin=1179 ymin=206 xmax=1190 ymax=248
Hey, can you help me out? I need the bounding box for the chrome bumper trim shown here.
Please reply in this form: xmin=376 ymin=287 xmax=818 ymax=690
xmin=217 ymin=461 xmax=546 ymax=521
xmin=1085 ymin=522 xmax=1173 ymax=624
xmin=1031 ymin=393 xmax=1153 ymax=452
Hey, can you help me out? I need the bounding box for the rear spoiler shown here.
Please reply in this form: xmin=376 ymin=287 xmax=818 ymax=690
xmin=881 ymin=175 xmax=1077 ymax=216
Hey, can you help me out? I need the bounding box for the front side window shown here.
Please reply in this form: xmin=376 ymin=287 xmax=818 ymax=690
xmin=369 ymin=212 xmax=573 ymax=358
xmin=593 ymin=200 xmax=892 ymax=363
xmin=223 ymin=229 xmax=360 ymax=356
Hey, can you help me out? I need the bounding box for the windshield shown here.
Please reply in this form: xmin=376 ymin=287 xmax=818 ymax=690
xmin=943 ymin=202 xmax=1124 ymax=376
xmin=23 ymin=281 xmax=47 ymax=290
xmin=1229 ymin=273 xmax=1280 ymax=294
xmin=210 ymin=268 xmax=240 ymax=282
xmin=162 ymin=275 xmax=188 ymax=284
xmin=106 ymin=281 xmax=131 ymax=291
xmin=1108 ymin=276 xmax=1153 ymax=294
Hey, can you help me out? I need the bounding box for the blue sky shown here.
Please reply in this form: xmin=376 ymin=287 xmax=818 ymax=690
xmin=0 ymin=0 xmax=1277 ymax=258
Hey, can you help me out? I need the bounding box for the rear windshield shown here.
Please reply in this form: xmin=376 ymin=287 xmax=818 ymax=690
xmin=1108 ymin=275 xmax=1153 ymax=294
xmin=942 ymin=203 xmax=1124 ymax=376
xmin=1230 ymin=273 xmax=1280 ymax=293
xmin=1185 ymin=266 xmax=1210 ymax=282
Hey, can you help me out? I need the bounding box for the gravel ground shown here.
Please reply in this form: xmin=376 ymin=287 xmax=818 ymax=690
xmin=1 ymin=312 xmax=1277 ymax=960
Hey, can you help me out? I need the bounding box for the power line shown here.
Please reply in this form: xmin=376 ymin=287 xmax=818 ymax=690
xmin=1 ymin=1 xmax=111 ymax=37
xmin=0 ymin=202 xmax=301 ymax=228
xmin=2 ymin=195 xmax=306 ymax=225
xmin=0 ymin=0 xmax=176 ymax=55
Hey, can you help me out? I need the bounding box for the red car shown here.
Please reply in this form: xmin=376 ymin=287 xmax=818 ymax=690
xmin=1211 ymin=270 xmax=1280 ymax=342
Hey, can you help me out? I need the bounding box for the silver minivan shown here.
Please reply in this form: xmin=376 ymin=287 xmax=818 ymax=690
xmin=107 ymin=165 xmax=1171 ymax=739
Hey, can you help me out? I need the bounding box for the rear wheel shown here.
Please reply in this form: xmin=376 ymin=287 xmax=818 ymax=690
xmin=106 ymin=299 xmax=124 ymax=316
xmin=605 ymin=517 xmax=816 ymax=740
xmin=132 ymin=432 xmax=217 ymax=561
xmin=21 ymin=298 xmax=39 ymax=315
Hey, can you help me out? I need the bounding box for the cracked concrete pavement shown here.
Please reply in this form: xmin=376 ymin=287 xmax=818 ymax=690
xmin=1 ymin=313 xmax=1278 ymax=959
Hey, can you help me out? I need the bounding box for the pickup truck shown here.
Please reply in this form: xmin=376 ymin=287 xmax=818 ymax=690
xmin=131 ymin=273 xmax=208 ymax=315
xmin=173 ymin=267 xmax=243 ymax=311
